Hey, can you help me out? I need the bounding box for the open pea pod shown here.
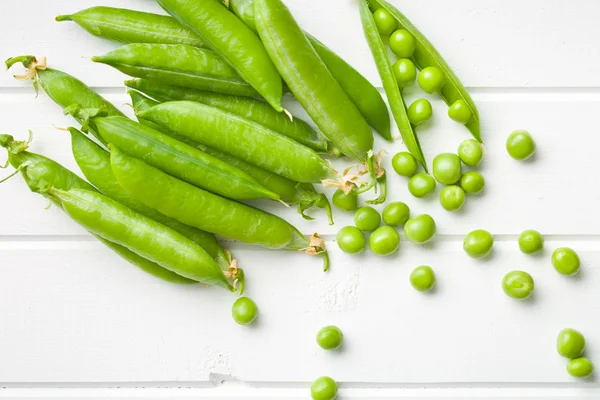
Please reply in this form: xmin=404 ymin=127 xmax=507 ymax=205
xmin=371 ymin=0 xmax=482 ymax=143
xmin=359 ymin=0 xmax=427 ymax=172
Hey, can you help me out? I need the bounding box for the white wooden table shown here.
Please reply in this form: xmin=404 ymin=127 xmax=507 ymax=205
xmin=1 ymin=0 xmax=600 ymax=398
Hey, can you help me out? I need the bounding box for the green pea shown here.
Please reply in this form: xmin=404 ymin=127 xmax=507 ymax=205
xmin=410 ymin=265 xmax=436 ymax=292
xmin=458 ymin=139 xmax=483 ymax=167
xmin=316 ymin=325 xmax=343 ymax=350
xmin=332 ymin=189 xmax=358 ymax=212
xmin=354 ymin=206 xmax=381 ymax=232
xmin=463 ymin=229 xmax=493 ymax=258
xmin=408 ymin=173 xmax=436 ymax=198
xmin=448 ymin=99 xmax=472 ymax=124
xmin=392 ymin=58 xmax=416 ymax=88
xmin=432 ymin=153 xmax=462 ymax=185
xmin=440 ymin=185 xmax=465 ymax=212
xmin=552 ymin=248 xmax=580 ymax=276
xmin=389 ymin=29 xmax=415 ymax=58
xmin=518 ymin=230 xmax=544 ymax=254
xmin=460 ymin=171 xmax=485 ymax=195
xmin=382 ymin=202 xmax=410 ymax=226
xmin=373 ymin=8 xmax=397 ymax=36
xmin=502 ymin=270 xmax=534 ymax=300
xmin=232 ymin=297 xmax=258 ymax=325
xmin=506 ymin=129 xmax=536 ymax=161
xmin=404 ymin=214 xmax=436 ymax=244
xmin=310 ymin=376 xmax=338 ymax=400
xmin=418 ymin=66 xmax=445 ymax=94
xmin=407 ymin=98 xmax=433 ymax=126
xmin=557 ymin=328 xmax=586 ymax=359
xmin=369 ymin=226 xmax=400 ymax=256
xmin=336 ymin=226 xmax=366 ymax=254
xmin=567 ymin=357 xmax=594 ymax=378
xmin=392 ymin=151 xmax=418 ymax=177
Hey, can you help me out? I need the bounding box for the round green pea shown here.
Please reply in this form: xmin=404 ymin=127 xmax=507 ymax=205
xmin=567 ymin=357 xmax=594 ymax=378
xmin=373 ymin=8 xmax=397 ymax=36
xmin=458 ymin=139 xmax=483 ymax=167
xmin=404 ymin=214 xmax=436 ymax=244
xmin=448 ymin=99 xmax=473 ymax=124
xmin=369 ymin=226 xmax=400 ymax=256
xmin=440 ymin=185 xmax=465 ymax=212
xmin=310 ymin=376 xmax=338 ymax=400
xmin=463 ymin=229 xmax=494 ymax=258
xmin=408 ymin=173 xmax=436 ymax=198
xmin=552 ymin=248 xmax=580 ymax=276
xmin=392 ymin=152 xmax=418 ymax=177
xmin=336 ymin=226 xmax=366 ymax=254
xmin=316 ymin=325 xmax=343 ymax=350
xmin=418 ymin=66 xmax=445 ymax=94
xmin=557 ymin=328 xmax=586 ymax=359
xmin=332 ymin=189 xmax=358 ymax=212
xmin=392 ymin=58 xmax=417 ymax=88
xmin=354 ymin=206 xmax=381 ymax=232
xmin=407 ymin=98 xmax=433 ymax=126
xmin=410 ymin=265 xmax=436 ymax=292
xmin=389 ymin=29 xmax=415 ymax=58
xmin=460 ymin=171 xmax=485 ymax=194
xmin=382 ymin=202 xmax=410 ymax=226
xmin=232 ymin=297 xmax=258 ymax=325
xmin=502 ymin=270 xmax=534 ymax=300
xmin=506 ymin=130 xmax=536 ymax=160
xmin=433 ymin=153 xmax=462 ymax=185
xmin=518 ymin=230 xmax=544 ymax=254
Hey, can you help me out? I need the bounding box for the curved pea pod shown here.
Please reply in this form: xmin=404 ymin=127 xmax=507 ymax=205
xmin=359 ymin=0 xmax=428 ymax=172
xmin=56 ymin=6 xmax=204 ymax=47
xmin=157 ymin=0 xmax=284 ymax=112
xmin=137 ymin=101 xmax=334 ymax=183
xmin=92 ymin=44 xmax=259 ymax=98
xmin=371 ymin=0 xmax=481 ymax=142
xmin=47 ymin=187 xmax=234 ymax=290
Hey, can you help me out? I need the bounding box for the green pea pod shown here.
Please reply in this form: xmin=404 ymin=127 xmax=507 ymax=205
xmin=137 ymin=101 xmax=333 ymax=183
xmin=157 ymin=0 xmax=284 ymax=112
xmin=56 ymin=6 xmax=205 ymax=47
xmin=47 ymin=187 xmax=233 ymax=290
xmin=359 ymin=0 xmax=428 ymax=172
xmin=92 ymin=44 xmax=259 ymax=98
xmin=253 ymin=0 xmax=373 ymax=162
xmin=371 ymin=0 xmax=481 ymax=142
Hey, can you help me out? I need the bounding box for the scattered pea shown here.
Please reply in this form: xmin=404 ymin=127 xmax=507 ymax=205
xmin=502 ymin=270 xmax=534 ymax=300
xmin=506 ymin=129 xmax=536 ymax=161
xmin=332 ymin=189 xmax=358 ymax=212
xmin=518 ymin=230 xmax=544 ymax=254
xmin=392 ymin=58 xmax=417 ymax=88
xmin=458 ymin=139 xmax=483 ymax=167
xmin=369 ymin=226 xmax=400 ymax=256
xmin=440 ymin=185 xmax=466 ymax=212
xmin=389 ymin=29 xmax=415 ymax=58
xmin=433 ymin=153 xmax=462 ymax=185
xmin=336 ymin=226 xmax=366 ymax=254
xmin=232 ymin=297 xmax=258 ymax=325
xmin=448 ymin=99 xmax=473 ymax=124
xmin=460 ymin=171 xmax=485 ymax=194
xmin=410 ymin=265 xmax=436 ymax=292
xmin=408 ymin=173 xmax=436 ymax=198
xmin=354 ymin=206 xmax=381 ymax=232
xmin=392 ymin=151 xmax=418 ymax=177
xmin=557 ymin=328 xmax=586 ymax=359
xmin=310 ymin=376 xmax=338 ymax=400
xmin=407 ymin=98 xmax=433 ymax=126
xmin=552 ymin=248 xmax=580 ymax=276
xmin=404 ymin=214 xmax=436 ymax=244
xmin=382 ymin=202 xmax=410 ymax=226
xmin=418 ymin=66 xmax=445 ymax=94
xmin=463 ymin=229 xmax=494 ymax=258
xmin=373 ymin=8 xmax=397 ymax=36
xmin=316 ymin=325 xmax=343 ymax=350
xmin=567 ymin=357 xmax=594 ymax=378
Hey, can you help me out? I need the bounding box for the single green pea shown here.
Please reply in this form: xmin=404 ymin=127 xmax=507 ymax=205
xmin=408 ymin=173 xmax=436 ymax=198
xmin=460 ymin=171 xmax=485 ymax=194
xmin=382 ymin=202 xmax=410 ymax=226
xmin=448 ymin=99 xmax=473 ymax=124
xmin=232 ymin=297 xmax=258 ymax=325
xmin=502 ymin=270 xmax=534 ymax=300
xmin=354 ymin=206 xmax=381 ymax=232
xmin=316 ymin=325 xmax=343 ymax=350
xmin=567 ymin=357 xmax=594 ymax=378
xmin=369 ymin=226 xmax=400 ymax=256
xmin=392 ymin=152 xmax=418 ymax=177
xmin=552 ymin=248 xmax=580 ymax=276
xmin=332 ymin=189 xmax=358 ymax=212
xmin=336 ymin=226 xmax=366 ymax=254
xmin=407 ymin=98 xmax=433 ymax=126
xmin=440 ymin=185 xmax=465 ymax=212
xmin=557 ymin=328 xmax=586 ymax=359
xmin=418 ymin=66 xmax=445 ymax=94
xmin=458 ymin=139 xmax=483 ymax=167
xmin=392 ymin=58 xmax=417 ymax=88
xmin=506 ymin=129 xmax=536 ymax=160
xmin=432 ymin=153 xmax=462 ymax=185
xmin=311 ymin=376 xmax=338 ymax=400
xmin=410 ymin=265 xmax=436 ymax=292
xmin=373 ymin=8 xmax=397 ymax=36
xmin=518 ymin=230 xmax=544 ymax=254
xmin=404 ymin=214 xmax=436 ymax=244
xmin=389 ymin=29 xmax=416 ymax=58
xmin=463 ymin=229 xmax=493 ymax=258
